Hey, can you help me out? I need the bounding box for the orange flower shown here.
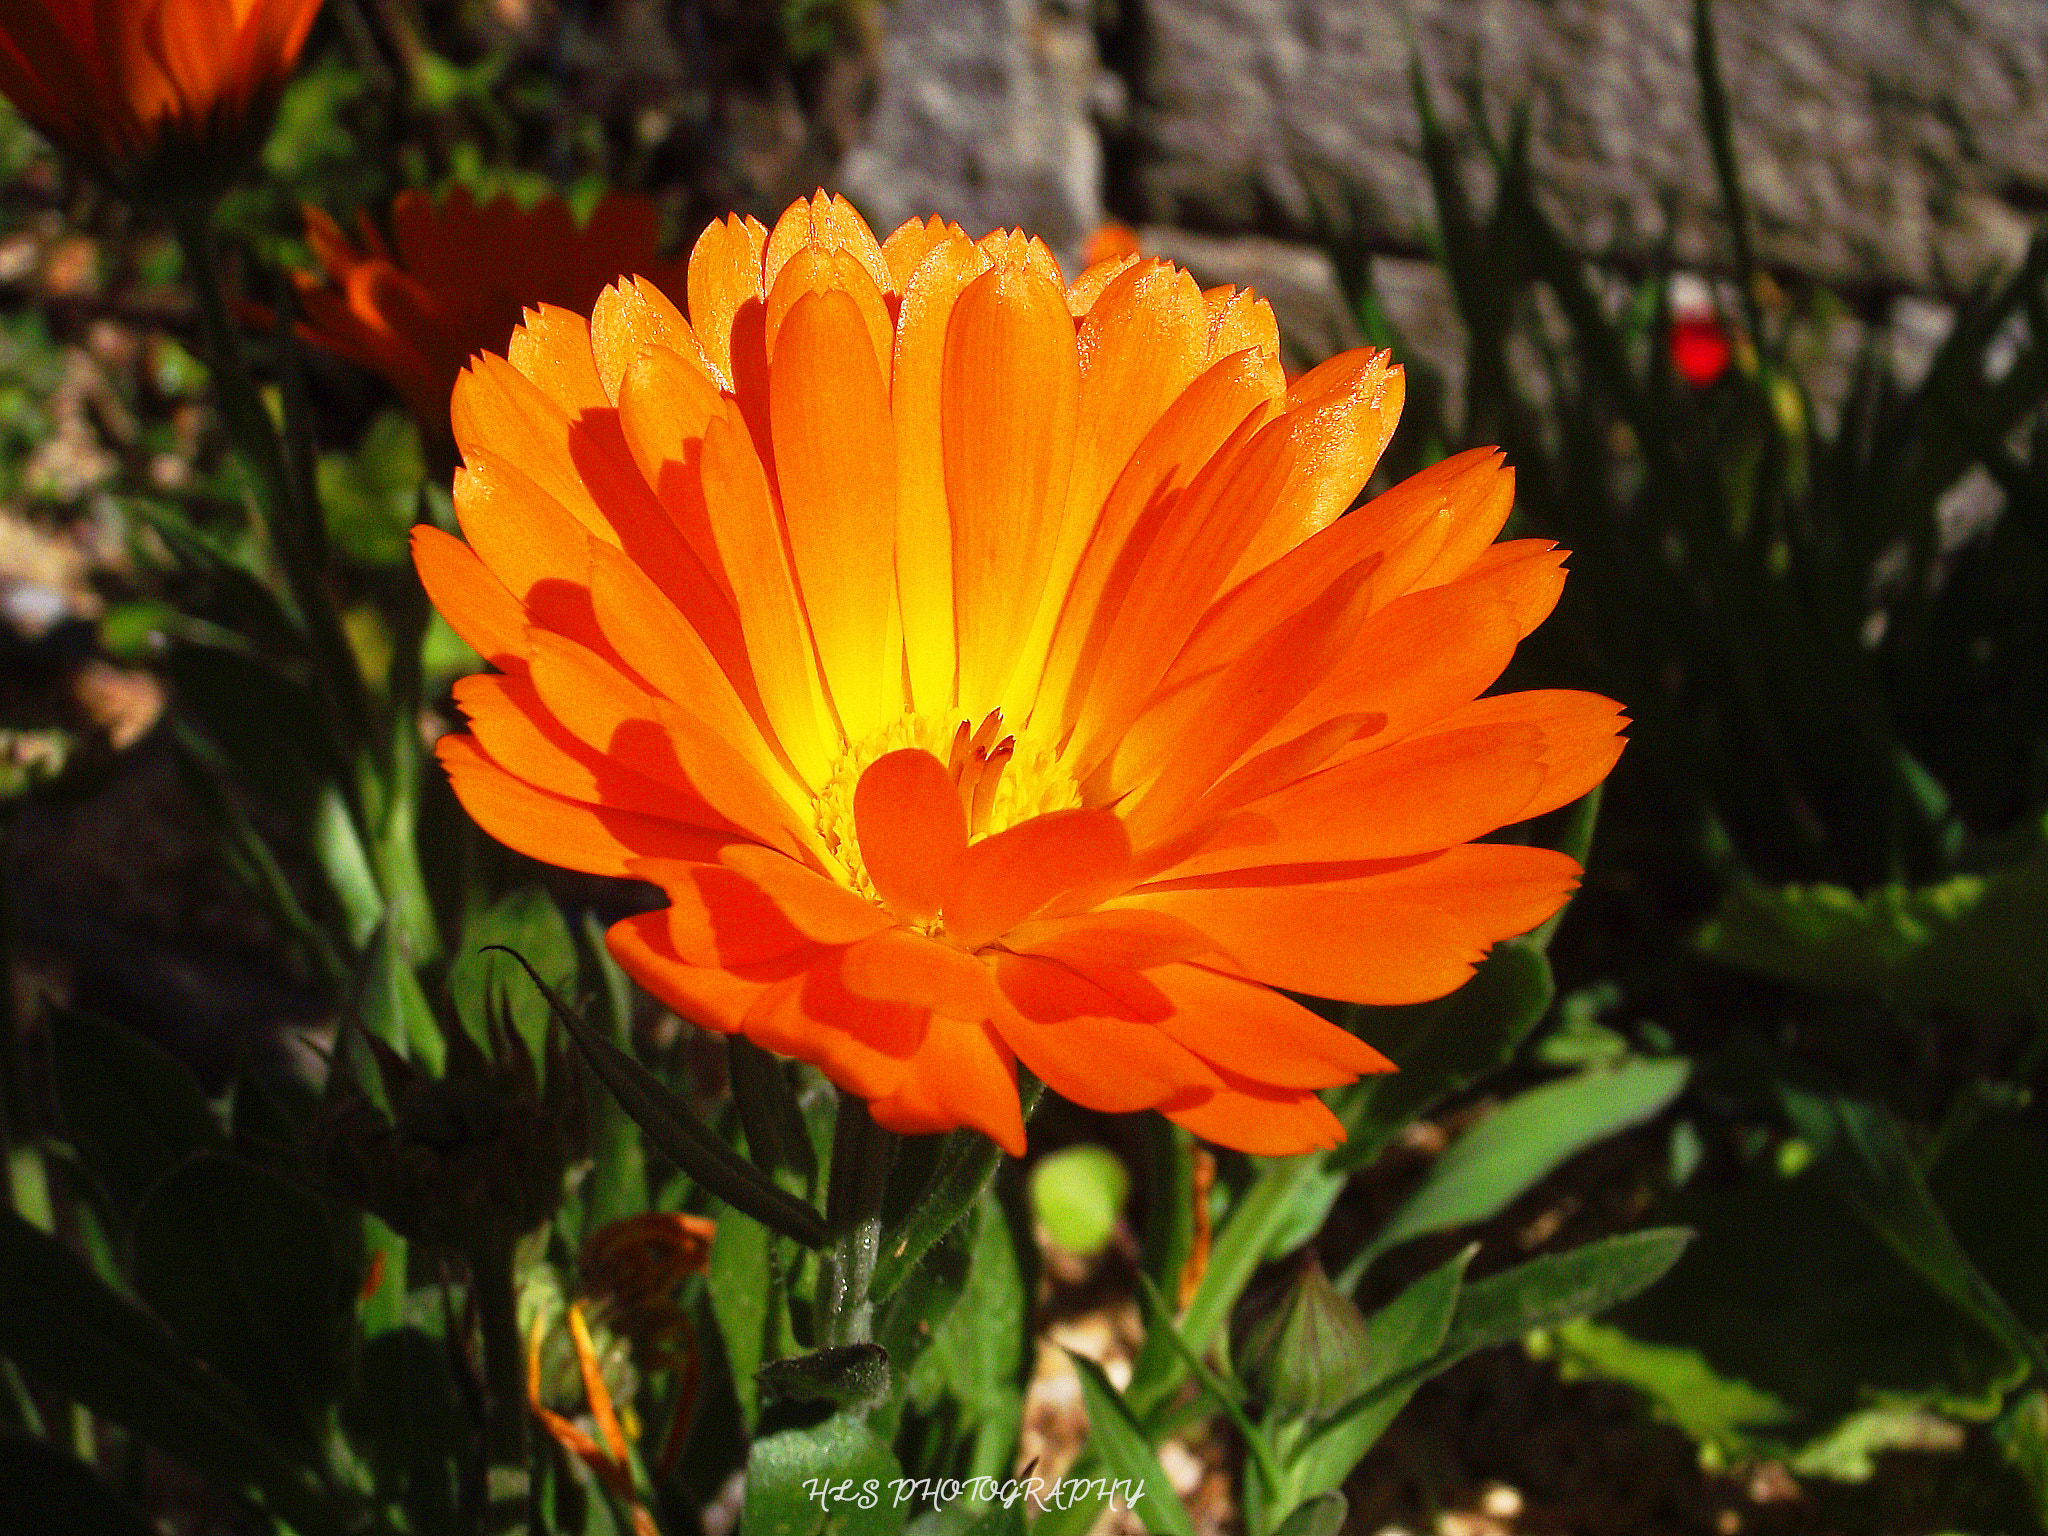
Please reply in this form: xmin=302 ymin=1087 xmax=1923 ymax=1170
xmin=416 ymin=192 xmax=1627 ymax=1158
xmin=0 ymin=0 xmax=322 ymax=200
xmin=288 ymin=187 xmax=688 ymax=430
xmin=1082 ymin=221 xmax=1143 ymax=268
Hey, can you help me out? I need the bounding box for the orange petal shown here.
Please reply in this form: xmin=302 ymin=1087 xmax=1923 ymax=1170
xmin=1453 ymin=539 xmax=1568 ymax=637
xmin=1031 ymin=349 xmax=1278 ymax=741
xmin=626 ymin=859 xmax=815 ymax=968
xmin=1120 ymin=844 xmax=1581 ymax=1005
xmin=854 ymin=749 xmax=969 ymax=921
xmin=695 ymin=410 xmax=837 ymax=784
xmin=605 ymin=911 xmax=800 ymax=1034
xmin=1005 ymin=260 xmax=1212 ymax=713
xmin=866 ymin=1014 xmax=1023 ymax=1153
xmin=1164 ymin=722 xmax=1551 ymax=878
xmin=891 ymin=232 xmax=989 ymax=711
xmin=1225 ymin=349 xmax=1404 ymax=583
xmin=615 ymin=343 xmax=732 ymax=603
xmin=505 ymin=303 xmax=608 ymax=419
xmin=590 ymin=276 xmax=709 ymax=404
xmin=1144 ymin=964 xmax=1395 ymax=1088
xmin=454 ymin=671 xmax=696 ymax=825
xmin=1002 ymin=908 xmax=1221 ymax=971
xmin=768 ymin=285 xmax=900 ymax=737
xmin=718 ymin=844 xmax=892 ymax=946
xmin=944 ymin=809 xmax=1131 ymax=950
xmin=684 ymin=213 xmax=767 ymax=389
xmin=988 ymin=953 xmax=1221 ymax=1112
xmin=1409 ymin=451 xmax=1518 ymax=590
xmin=1161 ymin=1079 xmax=1345 ymax=1155
xmin=740 ymin=959 xmax=925 ymax=1103
xmin=437 ymin=734 xmax=728 ymax=878
xmin=411 ymin=524 xmax=525 ymax=669
xmin=942 ymin=261 xmax=1082 ymax=713
xmin=1418 ymin=690 xmax=1629 ymax=820
xmin=762 ymin=192 xmax=891 ymax=305
xmin=840 ymin=927 xmax=1003 ymax=1019
xmin=880 ymin=215 xmax=967 ymax=294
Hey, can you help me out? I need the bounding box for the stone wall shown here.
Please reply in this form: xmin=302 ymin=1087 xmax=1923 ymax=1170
xmin=840 ymin=0 xmax=2048 ymax=300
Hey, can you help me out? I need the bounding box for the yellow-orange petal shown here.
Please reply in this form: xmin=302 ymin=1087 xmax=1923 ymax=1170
xmin=1225 ymin=349 xmax=1404 ymax=583
xmin=762 ymin=191 xmax=891 ymax=307
xmin=684 ymin=213 xmax=767 ymax=390
xmin=769 ymin=285 xmax=899 ymax=737
xmin=942 ymin=261 xmax=1082 ymax=713
xmin=625 ymin=859 xmax=814 ymax=968
xmin=841 ymin=928 xmax=1003 ymax=1020
xmin=590 ymin=277 xmax=703 ymax=404
xmin=412 ymin=524 xmax=526 ymax=669
xmin=891 ymin=231 xmax=989 ymax=711
xmin=854 ymin=749 xmax=968 ymax=921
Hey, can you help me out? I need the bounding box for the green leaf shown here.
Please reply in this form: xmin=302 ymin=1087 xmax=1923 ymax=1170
xmin=1697 ymin=859 xmax=2048 ymax=1016
xmin=709 ymin=1202 xmax=778 ymax=1429
xmin=872 ymin=1078 xmax=1042 ymax=1304
xmin=1028 ymin=1145 xmax=1128 ymax=1256
xmin=1067 ymin=1352 xmax=1193 ymax=1536
xmin=909 ymin=1196 xmax=1030 ymax=1481
xmin=1786 ymin=1091 xmax=2048 ymax=1382
xmin=1282 ymin=1247 xmax=1470 ymax=1511
xmin=492 ymin=948 xmax=826 ymax=1246
xmin=0 ymin=1433 xmax=156 ymax=1536
xmin=1351 ymin=1057 xmax=1690 ymax=1277
xmin=1332 ymin=943 xmax=1558 ymax=1173
xmin=579 ymin=913 xmax=648 ymax=1235
xmin=1438 ymin=1228 xmax=1695 ymax=1365
xmin=132 ymin=1153 xmax=347 ymax=1456
xmin=454 ymin=887 xmax=578 ymax=1060
xmin=0 ymin=1208 xmax=339 ymax=1536
xmin=1548 ymin=1317 xmax=1800 ymax=1451
xmin=742 ymin=1412 xmax=906 ymax=1536
xmin=49 ymin=1004 xmax=223 ymax=1218
xmin=359 ymin=922 xmax=440 ymax=1073
xmin=1271 ymin=1493 xmax=1346 ymax=1536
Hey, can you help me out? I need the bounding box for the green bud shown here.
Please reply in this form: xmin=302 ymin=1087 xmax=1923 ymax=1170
xmin=1240 ymin=1254 xmax=1373 ymax=1423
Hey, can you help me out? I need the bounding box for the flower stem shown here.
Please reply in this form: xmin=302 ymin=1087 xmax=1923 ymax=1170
xmin=470 ymin=1236 xmax=530 ymax=1534
xmin=171 ymin=205 xmax=372 ymax=758
xmin=816 ymin=1092 xmax=896 ymax=1347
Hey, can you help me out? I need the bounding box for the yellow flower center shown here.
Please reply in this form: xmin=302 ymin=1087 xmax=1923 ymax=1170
xmin=813 ymin=709 xmax=1081 ymax=907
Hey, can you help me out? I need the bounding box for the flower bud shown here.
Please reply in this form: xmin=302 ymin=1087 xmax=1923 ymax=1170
xmin=1240 ymin=1253 xmax=1373 ymax=1423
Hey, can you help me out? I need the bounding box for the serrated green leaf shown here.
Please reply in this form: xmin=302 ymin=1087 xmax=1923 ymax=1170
xmin=1352 ymin=1058 xmax=1690 ymax=1277
xmin=1697 ymin=859 xmax=2048 ymax=1015
xmin=742 ymin=1412 xmax=905 ymax=1536
xmin=49 ymin=1004 xmax=223 ymax=1218
xmin=132 ymin=1153 xmax=347 ymax=1456
xmin=1066 ymin=1353 xmax=1193 ymax=1536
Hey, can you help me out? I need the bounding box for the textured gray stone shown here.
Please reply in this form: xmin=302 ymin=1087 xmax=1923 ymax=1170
xmin=838 ymin=0 xmax=1106 ymax=267
xmin=839 ymin=0 xmax=2046 ymax=299
xmin=1134 ymin=0 xmax=2046 ymax=295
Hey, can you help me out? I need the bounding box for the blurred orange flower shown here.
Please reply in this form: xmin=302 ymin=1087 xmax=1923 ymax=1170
xmin=0 ymin=0 xmax=322 ymax=200
xmin=416 ymin=192 xmax=1626 ymax=1157
xmin=287 ymin=188 xmax=688 ymax=430
xmin=1082 ymin=221 xmax=1143 ymax=269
